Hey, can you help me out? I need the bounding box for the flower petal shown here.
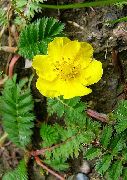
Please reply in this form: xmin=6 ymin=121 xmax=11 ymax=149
xmin=62 ymin=40 xmax=81 ymax=59
xmin=32 ymin=55 xmax=57 ymax=81
xmin=48 ymin=37 xmax=71 ymax=59
xmin=36 ymin=78 xmax=61 ymax=98
xmin=82 ymin=60 xmax=103 ymax=85
xmin=60 ymin=80 xmax=92 ymax=99
xmin=76 ymin=42 xmax=94 ymax=69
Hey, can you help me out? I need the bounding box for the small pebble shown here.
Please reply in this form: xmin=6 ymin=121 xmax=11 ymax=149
xmin=76 ymin=173 xmax=89 ymax=180
xmin=79 ymin=160 xmax=91 ymax=174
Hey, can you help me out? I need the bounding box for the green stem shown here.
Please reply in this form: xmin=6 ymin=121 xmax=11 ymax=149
xmin=40 ymin=0 xmax=124 ymax=9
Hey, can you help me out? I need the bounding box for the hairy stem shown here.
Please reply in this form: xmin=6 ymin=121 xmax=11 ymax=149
xmin=35 ymin=156 xmax=65 ymax=180
xmin=87 ymin=109 xmax=109 ymax=123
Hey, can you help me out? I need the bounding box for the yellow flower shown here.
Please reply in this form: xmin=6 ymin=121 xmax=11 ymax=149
xmin=32 ymin=37 xmax=103 ymax=99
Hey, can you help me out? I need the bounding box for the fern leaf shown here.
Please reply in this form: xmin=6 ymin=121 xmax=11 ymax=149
xmin=18 ymin=17 xmax=64 ymax=59
xmin=109 ymin=135 xmax=126 ymax=154
xmin=85 ymin=146 xmax=102 ymax=160
xmin=2 ymin=160 xmax=28 ymax=180
xmin=100 ymin=125 xmax=112 ymax=148
xmin=95 ymin=154 xmax=113 ymax=175
xmin=40 ymin=123 xmax=62 ymax=147
xmin=47 ymin=97 xmax=87 ymax=126
xmin=123 ymin=168 xmax=127 ymax=180
xmin=114 ymin=100 xmax=127 ymax=133
xmin=107 ymin=160 xmax=123 ymax=180
xmin=1 ymin=75 xmax=35 ymax=148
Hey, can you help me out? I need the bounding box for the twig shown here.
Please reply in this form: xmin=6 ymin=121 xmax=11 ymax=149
xmin=35 ymin=156 xmax=65 ymax=180
xmin=31 ymin=134 xmax=77 ymax=157
xmin=87 ymin=109 xmax=109 ymax=123
xmin=0 ymin=132 xmax=8 ymax=148
xmin=8 ymin=54 xmax=20 ymax=78
xmin=0 ymin=46 xmax=17 ymax=53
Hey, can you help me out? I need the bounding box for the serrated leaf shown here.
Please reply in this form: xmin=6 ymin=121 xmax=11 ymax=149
xmin=114 ymin=100 xmax=127 ymax=133
xmin=123 ymin=168 xmax=127 ymax=180
xmin=2 ymin=160 xmax=28 ymax=180
xmin=110 ymin=135 xmax=125 ymax=154
xmin=107 ymin=160 xmax=123 ymax=180
xmin=18 ymin=17 xmax=64 ymax=59
xmin=95 ymin=154 xmax=112 ymax=175
xmin=1 ymin=75 xmax=35 ymax=148
xmin=100 ymin=125 xmax=112 ymax=148
xmin=85 ymin=147 xmax=102 ymax=160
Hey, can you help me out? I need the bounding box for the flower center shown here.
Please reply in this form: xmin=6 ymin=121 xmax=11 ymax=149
xmin=54 ymin=57 xmax=80 ymax=81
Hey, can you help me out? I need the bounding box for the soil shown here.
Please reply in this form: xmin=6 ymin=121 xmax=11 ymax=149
xmin=0 ymin=0 xmax=127 ymax=179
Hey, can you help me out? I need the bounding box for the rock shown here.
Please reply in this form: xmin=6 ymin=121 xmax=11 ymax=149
xmin=79 ymin=160 xmax=91 ymax=174
xmin=76 ymin=173 xmax=89 ymax=180
xmin=68 ymin=173 xmax=89 ymax=180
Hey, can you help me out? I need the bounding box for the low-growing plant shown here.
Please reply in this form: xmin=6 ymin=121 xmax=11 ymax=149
xmin=1 ymin=1 xmax=127 ymax=180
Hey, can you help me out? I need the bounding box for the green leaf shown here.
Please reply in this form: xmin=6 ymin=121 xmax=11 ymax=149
xmin=2 ymin=160 xmax=28 ymax=180
xmin=18 ymin=17 xmax=64 ymax=59
xmin=114 ymin=100 xmax=127 ymax=133
xmin=85 ymin=147 xmax=102 ymax=160
xmin=110 ymin=135 xmax=125 ymax=154
xmin=95 ymin=154 xmax=112 ymax=175
xmin=100 ymin=125 xmax=112 ymax=148
xmin=107 ymin=160 xmax=123 ymax=180
xmin=123 ymin=168 xmax=127 ymax=180
xmin=1 ymin=75 xmax=35 ymax=148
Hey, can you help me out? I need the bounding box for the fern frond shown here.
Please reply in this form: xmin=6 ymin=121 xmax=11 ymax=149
xmin=85 ymin=146 xmax=102 ymax=160
xmin=41 ymin=123 xmax=94 ymax=170
xmin=41 ymin=97 xmax=97 ymax=170
xmin=1 ymin=74 xmax=35 ymax=148
xmin=100 ymin=125 xmax=112 ymax=148
xmin=2 ymin=160 xmax=28 ymax=180
xmin=107 ymin=160 xmax=123 ymax=180
xmin=95 ymin=154 xmax=113 ymax=175
xmin=47 ymin=97 xmax=87 ymax=126
xmin=114 ymin=100 xmax=127 ymax=133
xmin=18 ymin=17 xmax=64 ymax=59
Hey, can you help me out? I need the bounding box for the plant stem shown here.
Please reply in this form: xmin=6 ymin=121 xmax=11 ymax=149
xmin=31 ymin=134 xmax=77 ymax=156
xmin=40 ymin=0 xmax=124 ymax=9
xmin=35 ymin=156 xmax=65 ymax=180
xmin=8 ymin=54 xmax=20 ymax=78
xmin=87 ymin=109 xmax=109 ymax=123
xmin=0 ymin=46 xmax=17 ymax=53
xmin=0 ymin=132 xmax=8 ymax=147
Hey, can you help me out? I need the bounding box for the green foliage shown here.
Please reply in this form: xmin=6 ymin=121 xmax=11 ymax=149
xmin=107 ymin=160 xmax=123 ymax=180
xmin=114 ymin=100 xmax=127 ymax=133
xmin=13 ymin=0 xmax=47 ymax=19
xmin=100 ymin=125 xmax=112 ymax=148
xmin=18 ymin=17 xmax=64 ymax=59
xmin=85 ymin=146 xmax=102 ymax=160
xmin=12 ymin=0 xmax=47 ymax=26
xmin=115 ymin=1 xmax=127 ymax=8
xmin=84 ymin=99 xmax=127 ymax=179
xmin=95 ymin=154 xmax=113 ymax=175
xmin=1 ymin=74 xmax=35 ymax=148
xmin=40 ymin=97 xmax=100 ymax=170
xmin=47 ymin=97 xmax=87 ymax=126
xmin=0 ymin=8 xmax=8 ymax=27
xmin=2 ymin=160 xmax=28 ymax=180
